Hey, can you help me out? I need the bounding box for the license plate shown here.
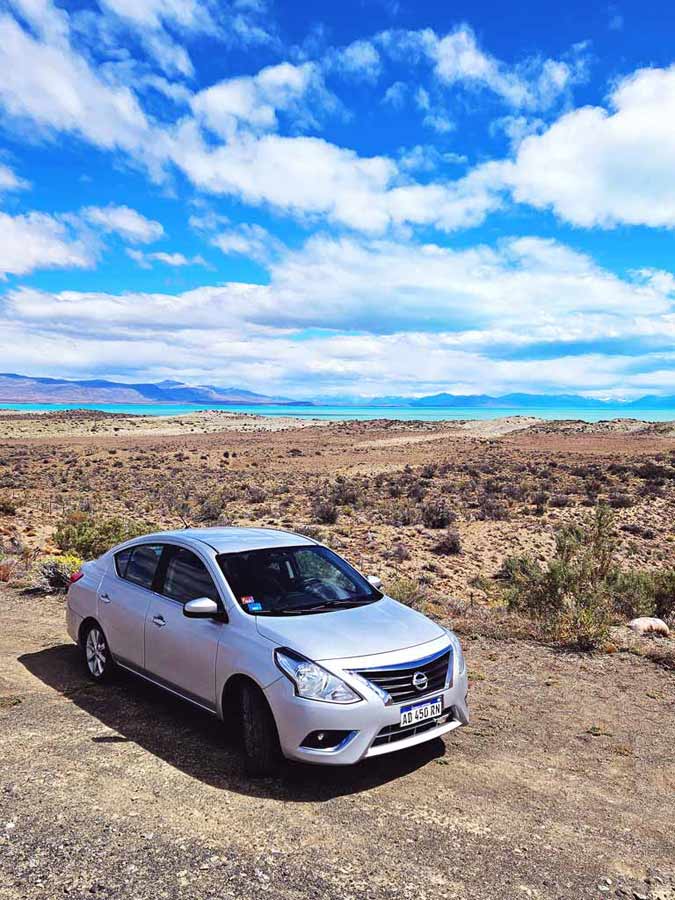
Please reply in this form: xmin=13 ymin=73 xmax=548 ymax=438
xmin=400 ymin=696 xmax=442 ymax=728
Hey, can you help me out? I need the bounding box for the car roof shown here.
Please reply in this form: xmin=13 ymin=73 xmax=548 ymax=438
xmin=131 ymin=526 xmax=317 ymax=554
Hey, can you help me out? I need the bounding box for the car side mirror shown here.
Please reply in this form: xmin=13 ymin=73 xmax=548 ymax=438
xmin=366 ymin=575 xmax=383 ymax=590
xmin=184 ymin=597 xmax=222 ymax=619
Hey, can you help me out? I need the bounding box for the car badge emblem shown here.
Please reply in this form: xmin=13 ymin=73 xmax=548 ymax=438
xmin=412 ymin=671 xmax=428 ymax=692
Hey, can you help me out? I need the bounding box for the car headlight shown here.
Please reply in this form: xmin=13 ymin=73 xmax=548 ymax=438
xmin=442 ymin=627 xmax=467 ymax=678
xmin=274 ymin=648 xmax=362 ymax=704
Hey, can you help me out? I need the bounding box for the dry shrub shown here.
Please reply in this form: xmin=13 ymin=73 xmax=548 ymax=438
xmin=433 ymin=528 xmax=462 ymax=555
xmin=421 ymin=499 xmax=455 ymax=529
xmin=385 ymin=577 xmax=433 ymax=614
xmin=55 ymin=513 xmax=157 ymax=559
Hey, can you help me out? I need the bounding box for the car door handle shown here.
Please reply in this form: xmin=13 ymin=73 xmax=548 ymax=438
xmin=152 ymin=615 xmax=166 ymax=627
xmin=100 ymin=593 xmax=111 ymax=603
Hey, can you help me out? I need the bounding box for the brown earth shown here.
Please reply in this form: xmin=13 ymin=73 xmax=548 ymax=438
xmin=1 ymin=412 xmax=675 ymax=598
xmin=0 ymin=584 xmax=673 ymax=900
xmin=0 ymin=412 xmax=674 ymax=899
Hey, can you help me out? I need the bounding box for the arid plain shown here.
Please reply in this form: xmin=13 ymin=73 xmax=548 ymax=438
xmin=1 ymin=410 xmax=674 ymax=899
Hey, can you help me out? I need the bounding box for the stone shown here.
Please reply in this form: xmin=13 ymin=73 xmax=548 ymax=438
xmin=628 ymin=617 xmax=670 ymax=637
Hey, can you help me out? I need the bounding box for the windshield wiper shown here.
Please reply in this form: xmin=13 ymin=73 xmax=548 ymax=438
xmin=281 ymin=597 xmax=377 ymax=613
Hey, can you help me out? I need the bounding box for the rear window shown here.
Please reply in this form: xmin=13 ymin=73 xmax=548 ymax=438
xmin=115 ymin=544 xmax=162 ymax=591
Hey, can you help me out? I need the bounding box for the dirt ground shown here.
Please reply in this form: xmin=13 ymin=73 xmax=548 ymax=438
xmin=0 ymin=584 xmax=673 ymax=900
xmin=1 ymin=412 xmax=674 ymax=899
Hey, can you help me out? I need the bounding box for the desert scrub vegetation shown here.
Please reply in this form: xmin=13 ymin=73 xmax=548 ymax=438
xmin=32 ymin=554 xmax=83 ymax=593
xmin=500 ymin=505 xmax=675 ymax=649
xmin=386 ymin=576 xmax=436 ymax=615
xmin=55 ymin=513 xmax=158 ymax=559
xmin=433 ymin=527 xmax=462 ymax=555
xmin=0 ymin=497 xmax=17 ymax=516
xmin=421 ymin=498 xmax=455 ymax=529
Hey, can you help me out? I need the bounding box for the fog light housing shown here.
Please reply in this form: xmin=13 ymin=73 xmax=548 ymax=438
xmin=300 ymin=730 xmax=354 ymax=750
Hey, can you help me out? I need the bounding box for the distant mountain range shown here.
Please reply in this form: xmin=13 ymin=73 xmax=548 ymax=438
xmin=0 ymin=373 xmax=302 ymax=406
xmin=2 ymin=373 xmax=675 ymax=409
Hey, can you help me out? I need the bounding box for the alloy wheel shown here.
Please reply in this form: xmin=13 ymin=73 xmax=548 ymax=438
xmin=86 ymin=627 xmax=107 ymax=678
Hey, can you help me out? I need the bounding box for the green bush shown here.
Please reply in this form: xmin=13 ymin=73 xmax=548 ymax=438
xmin=651 ymin=570 xmax=675 ymax=622
xmin=607 ymin=570 xmax=658 ymax=620
xmin=501 ymin=505 xmax=675 ymax=645
xmin=503 ymin=505 xmax=617 ymax=649
xmin=55 ymin=513 xmax=157 ymax=559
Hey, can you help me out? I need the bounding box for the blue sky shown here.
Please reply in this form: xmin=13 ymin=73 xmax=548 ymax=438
xmin=1 ymin=0 xmax=674 ymax=398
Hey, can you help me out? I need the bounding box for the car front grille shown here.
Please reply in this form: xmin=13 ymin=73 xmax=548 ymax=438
xmin=371 ymin=708 xmax=454 ymax=747
xmin=354 ymin=648 xmax=451 ymax=705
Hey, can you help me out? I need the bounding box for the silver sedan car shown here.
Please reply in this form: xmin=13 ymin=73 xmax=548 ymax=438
xmin=66 ymin=527 xmax=469 ymax=774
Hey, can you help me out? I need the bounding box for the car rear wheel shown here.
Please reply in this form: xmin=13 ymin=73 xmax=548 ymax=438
xmin=239 ymin=682 xmax=281 ymax=776
xmin=83 ymin=623 xmax=114 ymax=682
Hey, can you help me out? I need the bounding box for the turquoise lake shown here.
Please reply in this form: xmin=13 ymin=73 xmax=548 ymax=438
xmin=2 ymin=402 xmax=675 ymax=422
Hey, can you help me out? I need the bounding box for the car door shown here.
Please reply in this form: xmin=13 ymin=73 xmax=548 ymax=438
xmin=144 ymin=545 xmax=225 ymax=711
xmin=97 ymin=543 xmax=163 ymax=671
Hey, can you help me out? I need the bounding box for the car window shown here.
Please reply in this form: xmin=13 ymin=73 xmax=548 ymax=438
xmin=114 ymin=547 xmax=132 ymax=578
xmin=293 ymin=548 xmax=355 ymax=594
xmin=119 ymin=544 xmax=163 ymax=590
xmin=162 ymin=548 xmax=219 ymax=604
xmin=217 ymin=545 xmax=380 ymax=615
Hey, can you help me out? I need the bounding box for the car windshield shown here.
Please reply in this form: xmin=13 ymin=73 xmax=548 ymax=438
xmin=217 ymin=545 xmax=382 ymax=615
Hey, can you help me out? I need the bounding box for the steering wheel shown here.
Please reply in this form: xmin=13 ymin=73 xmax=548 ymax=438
xmin=301 ymin=577 xmax=341 ymax=600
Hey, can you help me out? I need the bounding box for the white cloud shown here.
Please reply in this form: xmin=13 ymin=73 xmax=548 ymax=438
xmin=127 ymin=248 xmax=206 ymax=267
xmin=382 ymin=81 xmax=406 ymax=108
xmin=0 ymin=13 xmax=157 ymax=162
xmin=191 ymin=62 xmax=329 ymax=139
xmin=3 ymin=233 xmax=675 ymax=396
xmin=326 ymin=39 xmax=381 ymax=82
xmin=262 ymin=234 xmax=673 ymax=333
xmin=82 ymin=205 xmax=164 ymax=243
xmin=170 ymin=124 xmax=498 ymax=233
xmin=212 ymin=223 xmax=283 ymax=262
xmin=414 ymin=86 xmax=454 ymax=133
xmin=379 ymin=25 xmax=586 ymax=112
xmin=7 ymin=0 xmax=69 ymax=44
xmin=499 ymin=65 xmax=675 ymax=228
xmin=170 ymin=126 xmax=396 ymax=232
xmin=397 ymin=145 xmax=466 ymax=173
xmin=0 ymin=210 xmax=94 ymax=276
xmin=0 ymin=162 xmax=29 ymax=193
xmin=94 ymin=0 xmax=272 ymax=77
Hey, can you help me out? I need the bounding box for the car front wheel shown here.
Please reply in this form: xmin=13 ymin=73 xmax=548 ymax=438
xmin=83 ymin=623 xmax=114 ymax=682
xmin=240 ymin=681 xmax=281 ymax=776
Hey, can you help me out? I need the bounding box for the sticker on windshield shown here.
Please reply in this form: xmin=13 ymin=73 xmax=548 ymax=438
xmin=248 ymin=602 xmax=263 ymax=612
xmin=241 ymin=595 xmax=255 ymax=605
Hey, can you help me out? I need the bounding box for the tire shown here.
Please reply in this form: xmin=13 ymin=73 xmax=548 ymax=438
xmin=239 ymin=682 xmax=281 ymax=776
xmin=82 ymin=622 xmax=115 ymax=683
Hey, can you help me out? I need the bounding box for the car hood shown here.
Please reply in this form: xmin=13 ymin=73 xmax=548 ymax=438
xmin=255 ymin=595 xmax=444 ymax=661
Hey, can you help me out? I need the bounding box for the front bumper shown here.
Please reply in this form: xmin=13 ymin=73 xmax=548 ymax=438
xmin=264 ymin=651 xmax=469 ymax=766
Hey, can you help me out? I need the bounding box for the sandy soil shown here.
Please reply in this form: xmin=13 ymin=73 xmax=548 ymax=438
xmin=0 ymin=585 xmax=673 ymax=900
